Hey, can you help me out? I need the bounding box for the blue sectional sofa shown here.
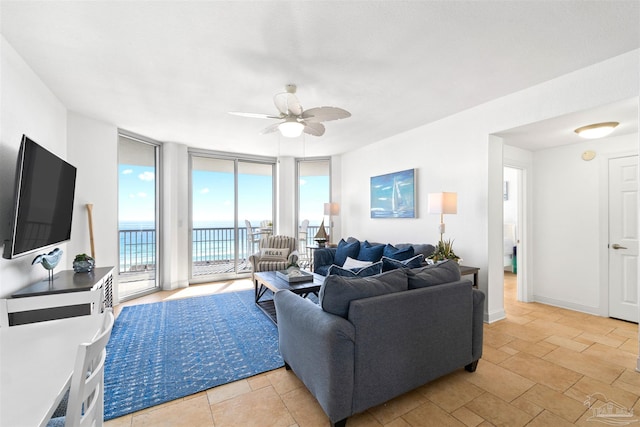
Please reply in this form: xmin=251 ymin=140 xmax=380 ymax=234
xmin=313 ymin=237 xmax=435 ymax=276
xmin=274 ymin=260 xmax=485 ymax=427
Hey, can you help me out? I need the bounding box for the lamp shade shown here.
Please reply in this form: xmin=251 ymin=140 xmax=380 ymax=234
xmin=278 ymin=118 xmax=304 ymax=138
xmin=427 ymin=192 xmax=457 ymax=215
xmin=324 ymin=202 xmax=340 ymax=216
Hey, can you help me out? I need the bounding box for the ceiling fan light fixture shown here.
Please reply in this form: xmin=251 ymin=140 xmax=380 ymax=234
xmin=574 ymin=122 xmax=619 ymax=139
xmin=278 ymin=118 xmax=304 ymax=138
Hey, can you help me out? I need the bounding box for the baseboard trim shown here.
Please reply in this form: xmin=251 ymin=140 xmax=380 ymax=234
xmin=533 ymin=295 xmax=602 ymax=317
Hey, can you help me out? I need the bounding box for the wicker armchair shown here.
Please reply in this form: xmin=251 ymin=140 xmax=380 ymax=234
xmin=249 ymin=235 xmax=299 ymax=279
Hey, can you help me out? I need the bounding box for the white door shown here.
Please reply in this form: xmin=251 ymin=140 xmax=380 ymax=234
xmin=608 ymin=155 xmax=639 ymax=323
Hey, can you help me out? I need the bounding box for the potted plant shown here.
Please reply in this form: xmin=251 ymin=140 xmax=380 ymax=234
xmin=428 ymin=239 xmax=461 ymax=263
xmin=73 ymin=253 xmax=95 ymax=273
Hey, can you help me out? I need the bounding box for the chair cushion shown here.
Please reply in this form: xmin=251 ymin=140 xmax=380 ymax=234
xmin=328 ymin=261 xmax=383 ymax=278
xmin=382 ymin=244 xmax=415 ymax=261
xmin=381 ymin=254 xmax=424 ymax=272
xmin=319 ymin=269 xmax=408 ymax=318
xmin=260 ymin=248 xmax=289 ymax=261
xmin=357 ymin=241 xmax=385 ymax=262
xmin=334 ymin=239 xmax=361 ymax=266
xmin=407 ymin=260 xmax=461 ymax=289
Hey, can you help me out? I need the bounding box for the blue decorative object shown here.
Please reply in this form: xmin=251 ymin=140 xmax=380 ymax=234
xmin=32 ymin=248 xmax=63 ymax=280
xmin=328 ymin=261 xmax=383 ymax=278
xmin=73 ymin=254 xmax=95 ymax=273
xmin=104 ymin=290 xmax=283 ymax=420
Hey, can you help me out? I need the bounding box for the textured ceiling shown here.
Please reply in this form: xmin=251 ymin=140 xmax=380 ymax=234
xmin=1 ymin=1 xmax=639 ymax=156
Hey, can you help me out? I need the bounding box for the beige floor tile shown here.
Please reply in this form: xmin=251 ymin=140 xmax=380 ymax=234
xmin=543 ymin=334 xmax=590 ymax=352
xmin=612 ymin=369 xmax=640 ymax=396
xmin=248 ymin=372 xmax=273 ymax=390
xmin=582 ymin=342 xmax=638 ymax=369
xmin=210 ymin=386 xmax=295 ymax=427
xmin=483 ymin=328 xmax=516 ymax=348
xmin=105 ymin=415 xmax=133 ymax=427
xmin=499 ymin=351 xmax=582 ymax=392
xmin=527 ymin=318 xmax=582 ymax=339
xmin=419 ymin=371 xmax=484 ymax=412
xmin=464 ymin=393 xmax=532 ymax=427
xmin=383 ymin=417 xmax=412 ymax=427
xmin=281 ymin=386 xmax=331 ymax=427
xmin=401 ymin=401 xmax=466 ymax=427
xmin=131 ymin=394 xmax=214 ymax=426
xmin=206 ymin=379 xmax=252 ymax=405
xmin=499 ymin=337 xmax=557 ymax=358
xmin=520 ymin=384 xmax=586 ymax=423
xmin=566 ymin=375 xmax=638 ymax=409
xmin=463 ymin=360 xmax=535 ymax=402
xmin=367 ymin=389 xmax=426 ymax=425
xmin=451 ymin=406 xmax=485 ymax=427
xmin=480 ymin=345 xmax=513 ymax=364
xmin=578 ymin=331 xmax=625 ymax=348
xmin=543 ymin=347 xmax=626 ymax=384
xmin=526 ymin=410 xmax=577 ymax=427
xmin=267 ymin=367 xmax=305 ymax=395
xmin=489 ymin=321 xmax=548 ymax=343
xmin=509 ymin=395 xmax=544 ymax=418
xmin=619 ymin=337 xmax=639 ymax=353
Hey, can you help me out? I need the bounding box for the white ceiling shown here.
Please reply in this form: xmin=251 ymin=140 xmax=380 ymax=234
xmin=1 ymin=1 xmax=639 ymax=157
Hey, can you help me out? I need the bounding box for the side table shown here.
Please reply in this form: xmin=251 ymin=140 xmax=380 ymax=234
xmin=459 ymin=265 xmax=479 ymax=288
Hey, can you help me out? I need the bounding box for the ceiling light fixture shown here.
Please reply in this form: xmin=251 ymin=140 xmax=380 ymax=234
xmin=574 ymin=122 xmax=619 ymax=139
xmin=278 ymin=117 xmax=304 ymax=138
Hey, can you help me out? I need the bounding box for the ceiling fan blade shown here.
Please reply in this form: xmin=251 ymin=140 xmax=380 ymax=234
xmin=301 ymin=106 xmax=351 ymax=123
xmin=229 ymin=111 xmax=281 ymax=119
xmin=274 ymin=92 xmax=303 ymax=116
xmin=303 ymin=122 xmax=325 ymax=136
xmin=259 ymin=122 xmax=282 ymax=135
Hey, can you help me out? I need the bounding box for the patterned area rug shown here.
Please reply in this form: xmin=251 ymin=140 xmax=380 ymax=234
xmin=104 ymin=289 xmax=282 ymax=420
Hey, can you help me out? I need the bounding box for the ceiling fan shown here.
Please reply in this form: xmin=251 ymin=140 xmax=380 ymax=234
xmin=229 ymin=84 xmax=351 ymax=138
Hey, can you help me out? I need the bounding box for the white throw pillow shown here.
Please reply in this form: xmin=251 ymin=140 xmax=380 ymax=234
xmin=342 ymin=256 xmax=372 ymax=270
xmin=260 ymin=248 xmax=289 ymax=261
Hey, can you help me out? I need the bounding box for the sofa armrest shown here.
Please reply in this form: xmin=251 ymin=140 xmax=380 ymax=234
xmin=313 ymin=247 xmax=337 ymax=275
xmin=471 ymin=288 xmax=485 ymax=361
xmin=274 ymin=290 xmax=355 ymax=424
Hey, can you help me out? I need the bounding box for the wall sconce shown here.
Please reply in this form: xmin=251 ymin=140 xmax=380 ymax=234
xmin=427 ymin=192 xmax=457 ymax=242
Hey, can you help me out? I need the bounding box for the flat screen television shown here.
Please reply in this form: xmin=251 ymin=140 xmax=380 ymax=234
xmin=3 ymin=135 xmax=77 ymax=259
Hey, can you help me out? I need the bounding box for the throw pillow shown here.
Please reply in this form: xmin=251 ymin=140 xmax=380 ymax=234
xmin=319 ymin=269 xmax=409 ymax=318
xmin=334 ymin=238 xmax=360 ymax=266
xmin=342 ymin=256 xmax=372 ymax=270
xmin=382 ymin=244 xmax=415 ymax=261
xmin=381 ymin=254 xmax=425 ymax=272
xmin=328 ymin=261 xmax=383 ymax=278
xmin=357 ymin=240 xmax=385 ymax=262
xmin=407 ymin=259 xmax=461 ymax=289
xmin=260 ymin=247 xmax=289 ymax=261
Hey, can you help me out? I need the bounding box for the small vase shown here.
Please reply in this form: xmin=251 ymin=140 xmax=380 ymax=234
xmin=73 ymin=259 xmax=95 ymax=273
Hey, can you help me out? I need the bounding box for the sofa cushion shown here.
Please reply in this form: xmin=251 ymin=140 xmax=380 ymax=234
xmin=328 ymin=261 xmax=383 ymax=278
xmin=319 ymin=269 xmax=409 ymax=318
xmin=403 ymin=243 xmax=435 ymax=260
xmin=407 ymin=260 xmax=461 ymax=289
xmin=382 ymin=244 xmax=415 ymax=261
xmin=335 ymin=239 xmax=361 ymax=266
xmin=343 ymin=256 xmax=372 ymax=270
xmin=381 ymin=254 xmax=425 ymax=272
xmin=357 ymin=241 xmax=385 ymax=262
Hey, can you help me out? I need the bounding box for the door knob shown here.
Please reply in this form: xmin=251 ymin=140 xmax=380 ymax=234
xmin=612 ymin=243 xmax=628 ymax=250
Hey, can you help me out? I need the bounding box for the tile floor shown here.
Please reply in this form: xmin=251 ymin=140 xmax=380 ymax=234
xmin=105 ymin=274 xmax=640 ymax=427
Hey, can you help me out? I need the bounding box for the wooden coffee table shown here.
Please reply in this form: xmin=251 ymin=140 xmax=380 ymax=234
xmin=254 ymin=270 xmax=324 ymax=324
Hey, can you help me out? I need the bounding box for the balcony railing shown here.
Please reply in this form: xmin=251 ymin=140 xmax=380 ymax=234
xmin=118 ymin=225 xmax=321 ymax=276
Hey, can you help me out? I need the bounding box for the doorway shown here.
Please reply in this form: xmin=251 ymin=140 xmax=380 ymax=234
xmin=607 ymin=155 xmax=639 ymax=323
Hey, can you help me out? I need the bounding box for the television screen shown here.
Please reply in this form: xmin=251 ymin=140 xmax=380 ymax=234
xmin=3 ymin=135 xmax=77 ymax=259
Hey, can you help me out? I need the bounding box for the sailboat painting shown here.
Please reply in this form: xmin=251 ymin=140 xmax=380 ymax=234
xmin=370 ymin=169 xmax=416 ymax=218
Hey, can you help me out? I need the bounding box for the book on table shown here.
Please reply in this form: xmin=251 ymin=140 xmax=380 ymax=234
xmin=276 ymin=269 xmax=314 ymax=283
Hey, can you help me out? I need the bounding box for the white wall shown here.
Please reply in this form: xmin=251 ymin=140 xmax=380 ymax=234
xmin=0 ymin=36 xmax=68 ymax=297
xmin=340 ymin=49 xmax=639 ymax=323
xmin=532 ymin=133 xmax=638 ymax=314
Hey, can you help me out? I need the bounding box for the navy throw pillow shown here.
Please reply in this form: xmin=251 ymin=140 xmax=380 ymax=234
xmin=383 ymin=244 xmax=415 ymax=261
xmin=357 ymin=240 xmax=385 ymax=262
xmin=381 ymin=254 xmax=425 ymax=272
xmin=334 ymin=239 xmax=360 ymax=266
xmin=328 ymin=261 xmax=383 ymax=278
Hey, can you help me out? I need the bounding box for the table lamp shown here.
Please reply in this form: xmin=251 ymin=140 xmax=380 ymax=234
xmin=427 ymin=192 xmax=457 ymax=242
xmin=324 ymin=202 xmax=340 ymax=245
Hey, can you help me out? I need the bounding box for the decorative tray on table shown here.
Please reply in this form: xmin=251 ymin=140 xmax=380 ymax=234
xmin=276 ymin=269 xmax=314 ymax=283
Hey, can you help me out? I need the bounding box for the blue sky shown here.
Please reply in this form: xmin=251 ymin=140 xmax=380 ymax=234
xmin=119 ymin=164 xmax=329 ymax=226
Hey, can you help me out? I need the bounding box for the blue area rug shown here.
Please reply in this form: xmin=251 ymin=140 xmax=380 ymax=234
xmin=104 ymin=289 xmax=283 ymax=420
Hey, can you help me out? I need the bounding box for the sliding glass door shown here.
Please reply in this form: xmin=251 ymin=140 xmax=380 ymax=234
xmin=190 ymin=153 xmax=274 ymax=281
xmin=117 ymin=134 xmax=160 ymax=299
